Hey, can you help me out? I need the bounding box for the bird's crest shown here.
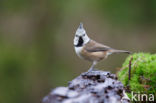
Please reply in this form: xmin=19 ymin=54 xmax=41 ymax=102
xmin=79 ymin=22 xmax=83 ymax=29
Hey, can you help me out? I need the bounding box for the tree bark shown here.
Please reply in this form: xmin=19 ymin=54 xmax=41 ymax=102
xmin=42 ymin=70 xmax=130 ymax=103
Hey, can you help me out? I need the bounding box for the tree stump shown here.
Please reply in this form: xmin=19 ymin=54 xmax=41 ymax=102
xmin=42 ymin=70 xmax=130 ymax=103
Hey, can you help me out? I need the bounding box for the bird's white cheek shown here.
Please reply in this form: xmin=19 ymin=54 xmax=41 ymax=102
xmin=74 ymin=37 xmax=78 ymax=45
xmin=84 ymin=36 xmax=90 ymax=43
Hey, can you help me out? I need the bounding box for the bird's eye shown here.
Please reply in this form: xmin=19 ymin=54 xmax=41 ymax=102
xmin=83 ymin=34 xmax=85 ymax=36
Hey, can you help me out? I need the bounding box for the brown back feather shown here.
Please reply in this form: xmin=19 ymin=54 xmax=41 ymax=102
xmin=84 ymin=40 xmax=112 ymax=52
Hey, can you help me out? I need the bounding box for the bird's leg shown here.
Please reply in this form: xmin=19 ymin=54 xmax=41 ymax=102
xmin=88 ymin=61 xmax=97 ymax=72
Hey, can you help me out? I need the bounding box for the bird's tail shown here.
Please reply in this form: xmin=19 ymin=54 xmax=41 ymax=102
xmin=110 ymin=49 xmax=131 ymax=54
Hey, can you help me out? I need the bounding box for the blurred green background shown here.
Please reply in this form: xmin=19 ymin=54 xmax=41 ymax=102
xmin=0 ymin=0 xmax=156 ymax=103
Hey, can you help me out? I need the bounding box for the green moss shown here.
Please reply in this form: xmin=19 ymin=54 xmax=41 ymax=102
xmin=118 ymin=53 xmax=156 ymax=98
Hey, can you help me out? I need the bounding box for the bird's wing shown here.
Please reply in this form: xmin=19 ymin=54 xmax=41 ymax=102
xmin=85 ymin=40 xmax=112 ymax=52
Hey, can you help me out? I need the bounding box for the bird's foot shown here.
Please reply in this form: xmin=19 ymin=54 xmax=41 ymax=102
xmin=88 ymin=67 xmax=93 ymax=72
xmin=87 ymin=68 xmax=98 ymax=72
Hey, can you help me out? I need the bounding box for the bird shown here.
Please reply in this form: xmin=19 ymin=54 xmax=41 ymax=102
xmin=74 ymin=23 xmax=131 ymax=72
